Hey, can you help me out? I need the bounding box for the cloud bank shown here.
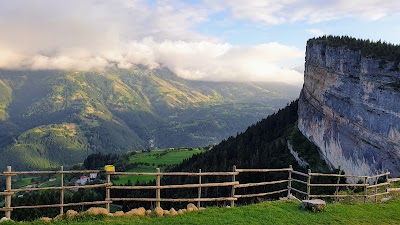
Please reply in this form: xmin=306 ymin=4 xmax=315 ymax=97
xmin=0 ymin=39 xmax=304 ymax=84
xmin=210 ymin=0 xmax=400 ymax=24
xmin=0 ymin=0 xmax=305 ymax=84
xmin=1 ymin=0 xmax=397 ymax=85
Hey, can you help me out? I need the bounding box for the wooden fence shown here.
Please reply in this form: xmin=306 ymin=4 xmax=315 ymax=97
xmin=0 ymin=165 xmax=395 ymax=220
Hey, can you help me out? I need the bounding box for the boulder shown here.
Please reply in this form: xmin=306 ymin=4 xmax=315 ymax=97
xmin=136 ymin=207 xmax=146 ymax=216
xmin=199 ymin=207 xmax=206 ymax=210
xmin=66 ymin=209 xmax=79 ymax=218
xmin=154 ymin=206 xmax=164 ymax=217
xmin=163 ymin=210 xmax=170 ymax=215
xmin=114 ymin=211 xmax=125 ymax=217
xmin=39 ymin=217 xmax=52 ymax=222
xmin=302 ymin=199 xmax=326 ymax=212
xmin=177 ymin=209 xmax=184 ymax=215
xmin=126 ymin=207 xmax=145 ymax=216
xmin=53 ymin=214 xmax=63 ymax=221
xmin=146 ymin=209 xmax=152 ymax=216
xmin=128 ymin=207 xmax=145 ymax=216
xmin=181 ymin=209 xmax=187 ymax=213
xmin=0 ymin=217 xmax=10 ymax=223
xmin=85 ymin=207 xmax=109 ymax=215
xmin=126 ymin=208 xmax=137 ymax=215
xmin=187 ymin=203 xmax=198 ymax=212
xmin=169 ymin=208 xmax=178 ymax=216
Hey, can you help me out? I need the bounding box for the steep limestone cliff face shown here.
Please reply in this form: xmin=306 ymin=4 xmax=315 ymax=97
xmin=299 ymin=43 xmax=400 ymax=176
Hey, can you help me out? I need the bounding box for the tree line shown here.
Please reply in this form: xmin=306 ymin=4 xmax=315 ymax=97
xmin=308 ymin=35 xmax=400 ymax=66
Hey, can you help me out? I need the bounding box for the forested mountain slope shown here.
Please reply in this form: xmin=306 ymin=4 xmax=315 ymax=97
xmin=170 ymin=100 xmax=330 ymax=173
xmin=0 ymin=67 xmax=300 ymax=169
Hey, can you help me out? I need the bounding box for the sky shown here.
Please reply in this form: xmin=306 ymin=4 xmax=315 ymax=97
xmin=0 ymin=0 xmax=399 ymax=85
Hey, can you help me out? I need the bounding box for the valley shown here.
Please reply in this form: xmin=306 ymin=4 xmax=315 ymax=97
xmin=0 ymin=68 xmax=300 ymax=170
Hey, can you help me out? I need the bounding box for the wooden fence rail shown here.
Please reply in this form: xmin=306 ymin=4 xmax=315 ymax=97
xmin=0 ymin=165 xmax=395 ymax=220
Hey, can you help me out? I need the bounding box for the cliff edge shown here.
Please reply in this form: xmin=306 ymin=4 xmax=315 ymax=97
xmin=298 ymin=36 xmax=400 ymax=176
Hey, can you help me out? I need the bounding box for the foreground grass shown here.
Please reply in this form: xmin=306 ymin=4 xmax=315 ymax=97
xmin=6 ymin=199 xmax=400 ymax=225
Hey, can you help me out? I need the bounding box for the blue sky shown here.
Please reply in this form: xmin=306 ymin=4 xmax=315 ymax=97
xmin=0 ymin=0 xmax=399 ymax=85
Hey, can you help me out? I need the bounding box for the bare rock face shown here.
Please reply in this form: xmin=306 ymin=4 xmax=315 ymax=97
xmin=299 ymin=42 xmax=400 ymax=177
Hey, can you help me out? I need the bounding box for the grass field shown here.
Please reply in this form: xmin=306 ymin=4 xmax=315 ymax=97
xmin=12 ymin=178 xmax=33 ymax=189
xmin=7 ymin=199 xmax=400 ymax=225
xmin=113 ymin=167 xmax=159 ymax=185
xmin=40 ymin=179 xmax=60 ymax=188
xmin=128 ymin=148 xmax=204 ymax=165
xmin=113 ymin=148 xmax=204 ymax=185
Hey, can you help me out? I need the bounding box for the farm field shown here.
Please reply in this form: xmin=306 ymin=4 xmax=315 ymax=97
xmin=128 ymin=148 xmax=204 ymax=165
xmin=113 ymin=148 xmax=205 ymax=185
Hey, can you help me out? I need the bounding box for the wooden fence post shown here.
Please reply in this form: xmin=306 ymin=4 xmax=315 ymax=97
xmin=374 ymin=172 xmax=378 ymax=203
xmin=385 ymin=169 xmax=390 ymax=196
xmin=106 ymin=172 xmax=111 ymax=212
xmin=230 ymin=165 xmax=236 ymax=208
xmin=306 ymin=169 xmax=311 ymax=200
xmin=334 ymin=170 xmax=341 ymax=202
xmin=156 ymin=168 xmax=161 ymax=208
xmin=5 ymin=166 xmax=12 ymax=219
xmin=60 ymin=166 xmax=64 ymax=215
xmin=197 ymin=169 xmax=201 ymax=209
xmin=363 ymin=176 xmax=368 ymax=203
xmin=287 ymin=165 xmax=292 ymax=196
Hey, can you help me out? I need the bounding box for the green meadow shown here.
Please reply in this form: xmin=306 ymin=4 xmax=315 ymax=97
xmin=113 ymin=148 xmax=204 ymax=185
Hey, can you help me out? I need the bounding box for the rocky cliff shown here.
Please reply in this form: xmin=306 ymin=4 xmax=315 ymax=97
xmin=298 ymin=37 xmax=400 ymax=176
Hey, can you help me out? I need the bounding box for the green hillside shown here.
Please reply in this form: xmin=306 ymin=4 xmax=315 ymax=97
xmin=3 ymin=123 xmax=88 ymax=169
xmin=0 ymin=68 xmax=299 ymax=169
xmin=0 ymin=78 xmax=12 ymax=120
xmin=8 ymin=200 xmax=400 ymax=225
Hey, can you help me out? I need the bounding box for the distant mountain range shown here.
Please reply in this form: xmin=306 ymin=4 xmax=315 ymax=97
xmin=0 ymin=67 xmax=300 ymax=169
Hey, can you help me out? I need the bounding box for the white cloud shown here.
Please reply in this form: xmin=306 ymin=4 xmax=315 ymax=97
xmin=0 ymin=0 xmax=304 ymax=84
xmin=209 ymin=0 xmax=400 ymax=25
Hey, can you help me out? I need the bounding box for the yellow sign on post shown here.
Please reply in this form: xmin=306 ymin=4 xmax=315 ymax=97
xmin=104 ymin=165 xmax=115 ymax=172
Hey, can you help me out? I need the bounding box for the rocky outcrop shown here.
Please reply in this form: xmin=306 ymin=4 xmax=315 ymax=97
xmin=302 ymin=199 xmax=326 ymax=212
xmin=287 ymin=141 xmax=309 ymax=167
xmin=299 ymin=41 xmax=400 ymax=176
